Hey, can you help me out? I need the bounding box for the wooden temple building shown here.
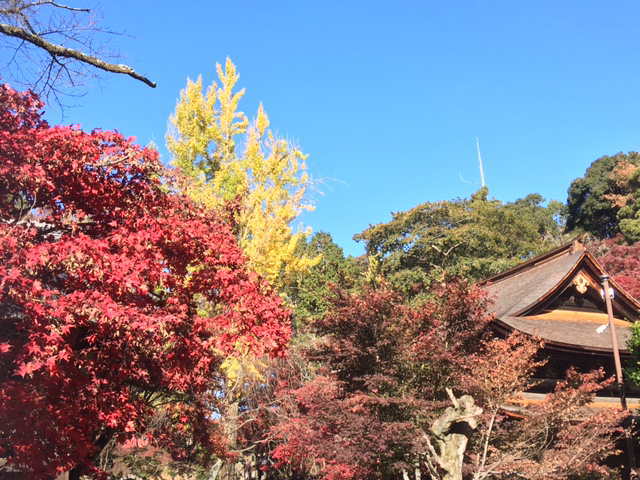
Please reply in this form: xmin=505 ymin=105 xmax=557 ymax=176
xmin=482 ymin=239 xmax=640 ymax=406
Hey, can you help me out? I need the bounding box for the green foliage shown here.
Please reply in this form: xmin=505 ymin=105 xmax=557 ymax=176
xmin=354 ymin=188 xmax=565 ymax=292
xmin=613 ymin=163 xmax=640 ymax=243
xmin=565 ymin=152 xmax=640 ymax=239
xmin=286 ymin=232 xmax=364 ymax=323
xmin=626 ymin=322 xmax=640 ymax=386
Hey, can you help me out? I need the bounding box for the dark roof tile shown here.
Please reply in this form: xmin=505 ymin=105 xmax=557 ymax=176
xmin=483 ymin=249 xmax=582 ymax=317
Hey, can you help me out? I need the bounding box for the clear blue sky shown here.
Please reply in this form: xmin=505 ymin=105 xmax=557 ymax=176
xmin=33 ymin=1 xmax=640 ymax=255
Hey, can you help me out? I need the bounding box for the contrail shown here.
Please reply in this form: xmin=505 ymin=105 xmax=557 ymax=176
xmin=476 ymin=137 xmax=486 ymax=188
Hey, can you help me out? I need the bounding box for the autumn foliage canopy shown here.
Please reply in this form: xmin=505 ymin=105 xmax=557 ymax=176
xmin=270 ymin=282 xmax=624 ymax=480
xmin=0 ymin=83 xmax=630 ymax=480
xmin=271 ymin=281 xmax=491 ymax=480
xmin=0 ymin=85 xmax=291 ymax=478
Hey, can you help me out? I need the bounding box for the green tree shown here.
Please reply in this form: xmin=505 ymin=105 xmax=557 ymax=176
xmin=626 ymin=323 xmax=640 ymax=387
xmin=286 ymin=232 xmax=364 ymax=323
xmin=606 ymin=159 xmax=640 ymax=243
xmin=565 ymin=152 xmax=640 ymax=239
xmin=354 ymin=188 xmax=565 ymax=292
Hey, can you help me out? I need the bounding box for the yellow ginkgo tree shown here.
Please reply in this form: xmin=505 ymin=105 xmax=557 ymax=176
xmin=167 ymin=60 xmax=319 ymax=480
xmin=167 ymin=58 xmax=319 ymax=291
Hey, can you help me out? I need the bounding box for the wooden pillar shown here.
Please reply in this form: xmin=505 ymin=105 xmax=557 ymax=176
xmin=601 ymin=274 xmax=636 ymax=477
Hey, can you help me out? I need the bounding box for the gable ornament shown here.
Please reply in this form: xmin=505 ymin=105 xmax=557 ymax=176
xmin=573 ymin=272 xmax=590 ymax=294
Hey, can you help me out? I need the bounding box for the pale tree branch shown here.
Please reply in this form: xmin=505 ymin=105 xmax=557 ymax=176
xmin=25 ymin=1 xmax=90 ymax=13
xmin=477 ymin=409 xmax=497 ymax=475
xmin=0 ymin=22 xmax=156 ymax=87
xmin=0 ymin=0 xmax=87 ymax=14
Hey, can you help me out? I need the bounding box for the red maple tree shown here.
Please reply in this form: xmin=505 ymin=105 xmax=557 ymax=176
xmin=270 ymin=282 xmax=623 ymax=480
xmin=461 ymin=336 xmax=624 ymax=480
xmin=590 ymin=236 xmax=640 ymax=299
xmin=270 ymin=280 xmax=493 ymax=480
xmin=0 ymin=85 xmax=291 ymax=479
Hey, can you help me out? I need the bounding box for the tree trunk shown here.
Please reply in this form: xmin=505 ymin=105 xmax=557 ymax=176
xmin=220 ymin=400 xmax=240 ymax=480
xmin=428 ymin=389 xmax=482 ymax=480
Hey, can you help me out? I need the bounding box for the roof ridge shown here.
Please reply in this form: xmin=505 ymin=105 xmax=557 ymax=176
xmin=481 ymin=238 xmax=583 ymax=285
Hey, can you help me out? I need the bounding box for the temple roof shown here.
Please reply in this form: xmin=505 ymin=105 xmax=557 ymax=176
xmin=481 ymin=240 xmax=640 ymax=354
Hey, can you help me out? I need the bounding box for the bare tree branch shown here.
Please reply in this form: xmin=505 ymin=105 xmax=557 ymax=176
xmin=26 ymin=1 xmax=90 ymax=13
xmin=0 ymin=0 xmax=89 ymax=16
xmin=0 ymin=22 xmax=156 ymax=87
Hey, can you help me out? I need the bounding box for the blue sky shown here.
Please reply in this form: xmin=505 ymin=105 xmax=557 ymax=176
xmin=25 ymin=1 xmax=640 ymax=255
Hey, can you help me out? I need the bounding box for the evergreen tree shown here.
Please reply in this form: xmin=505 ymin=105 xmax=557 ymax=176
xmin=565 ymin=152 xmax=640 ymax=240
xmin=286 ymin=232 xmax=364 ymax=323
xmin=355 ymin=188 xmax=565 ymax=293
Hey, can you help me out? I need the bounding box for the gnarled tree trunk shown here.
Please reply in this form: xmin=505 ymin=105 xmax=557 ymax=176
xmin=426 ymin=389 xmax=482 ymax=480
